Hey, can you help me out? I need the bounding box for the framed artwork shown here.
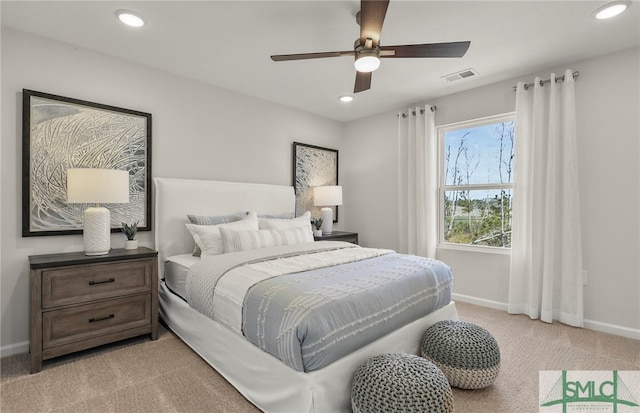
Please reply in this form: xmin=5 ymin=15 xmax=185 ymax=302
xmin=292 ymin=142 xmax=339 ymax=221
xmin=22 ymin=89 xmax=152 ymax=237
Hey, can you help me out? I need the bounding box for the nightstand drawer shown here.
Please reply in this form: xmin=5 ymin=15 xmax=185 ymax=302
xmin=334 ymin=234 xmax=358 ymax=244
xmin=43 ymin=294 xmax=151 ymax=349
xmin=42 ymin=260 xmax=151 ymax=308
xmin=314 ymin=231 xmax=359 ymax=245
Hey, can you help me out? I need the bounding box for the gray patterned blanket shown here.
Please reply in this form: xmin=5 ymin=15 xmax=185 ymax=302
xmin=186 ymin=242 xmax=453 ymax=372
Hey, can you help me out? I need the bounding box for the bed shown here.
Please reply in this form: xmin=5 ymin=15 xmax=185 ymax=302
xmin=154 ymin=177 xmax=458 ymax=413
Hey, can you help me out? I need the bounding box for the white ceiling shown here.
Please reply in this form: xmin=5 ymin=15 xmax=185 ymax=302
xmin=2 ymin=1 xmax=639 ymax=122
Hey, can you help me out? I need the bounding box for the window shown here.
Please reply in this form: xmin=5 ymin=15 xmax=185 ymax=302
xmin=438 ymin=113 xmax=515 ymax=249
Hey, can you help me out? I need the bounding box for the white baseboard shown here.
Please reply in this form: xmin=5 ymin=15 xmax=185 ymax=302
xmin=583 ymin=319 xmax=640 ymax=340
xmin=0 ymin=340 xmax=29 ymax=358
xmin=452 ymin=293 xmax=508 ymax=312
xmin=452 ymin=293 xmax=640 ymax=341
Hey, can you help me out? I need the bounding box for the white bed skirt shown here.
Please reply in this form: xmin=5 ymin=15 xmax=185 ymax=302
xmin=159 ymin=281 xmax=459 ymax=413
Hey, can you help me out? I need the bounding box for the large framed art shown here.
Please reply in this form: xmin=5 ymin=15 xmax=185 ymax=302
xmin=292 ymin=142 xmax=338 ymax=221
xmin=22 ymin=89 xmax=152 ymax=237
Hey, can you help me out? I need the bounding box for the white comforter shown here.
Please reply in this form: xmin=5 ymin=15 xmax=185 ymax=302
xmin=186 ymin=241 xmax=391 ymax=335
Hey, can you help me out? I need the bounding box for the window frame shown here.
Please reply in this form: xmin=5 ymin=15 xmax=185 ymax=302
xmin=436 ymin=112 xmax=516 ymax=253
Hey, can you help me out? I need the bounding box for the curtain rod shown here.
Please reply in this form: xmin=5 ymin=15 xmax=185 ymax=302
xmin=512 ymin=71 xmax=579 ymax=91
xmin=397 ymin=105 xmax=437 ymax=118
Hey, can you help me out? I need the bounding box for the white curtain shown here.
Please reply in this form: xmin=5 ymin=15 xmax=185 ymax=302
xmin=397 ymin=105 xmax=437 ymax=258
xmin=508 ymin=69 xmax=584 ymax=327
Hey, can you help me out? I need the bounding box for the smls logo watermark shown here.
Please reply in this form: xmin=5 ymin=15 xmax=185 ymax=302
xmin=540 ymin=371 xmax=640 ymax=413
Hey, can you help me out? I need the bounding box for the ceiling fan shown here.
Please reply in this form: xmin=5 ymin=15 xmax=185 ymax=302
xmin=270 ymin=0 xmax=471 ymax=93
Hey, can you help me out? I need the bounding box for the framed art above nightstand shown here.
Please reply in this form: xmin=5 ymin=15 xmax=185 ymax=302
xmin=28 ymin=247 xmax=158 ymax=373
xmin=314 ymin=231 xmax=358 ymax=245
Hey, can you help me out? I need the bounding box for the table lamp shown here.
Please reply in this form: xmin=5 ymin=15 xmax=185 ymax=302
xmin=313 ymin=185 xmax=342 ymax=235
xmin=67 ymin=168 xmax=129 ymax=255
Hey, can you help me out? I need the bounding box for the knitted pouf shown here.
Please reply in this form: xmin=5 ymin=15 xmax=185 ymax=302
xmin=351 ymin=353 xmax=454 ymax=413
xmin=421 ymin=320 xmax=500 ymax=389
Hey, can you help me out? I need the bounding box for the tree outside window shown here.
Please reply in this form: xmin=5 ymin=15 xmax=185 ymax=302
xmin=439 ymin=114 xmax=515 ymax=249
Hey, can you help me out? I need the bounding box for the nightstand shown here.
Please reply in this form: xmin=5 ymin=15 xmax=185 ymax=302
xmin=29 ymin=247 xmax=158 ymax=373
xmin=314 ymin=231 xmax=359 ymax=245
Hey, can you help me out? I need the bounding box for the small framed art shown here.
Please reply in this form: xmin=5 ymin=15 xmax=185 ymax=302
xmin=292 ymin=142 xmax=339 ymax=221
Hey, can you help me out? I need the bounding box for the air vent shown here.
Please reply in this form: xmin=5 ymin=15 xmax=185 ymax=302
xmin=442 ymin=68 xmax=478 ymax=82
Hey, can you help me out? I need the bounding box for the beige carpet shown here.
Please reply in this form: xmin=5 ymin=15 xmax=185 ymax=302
xmin=2 ymin=302 xmax=639 ymax=412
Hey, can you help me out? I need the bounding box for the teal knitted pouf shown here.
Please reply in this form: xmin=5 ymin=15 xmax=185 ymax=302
xmin=351 ymin=353 xmax=454 ymax=413
xmin=421 ymin=320 xmax=500 ymax=389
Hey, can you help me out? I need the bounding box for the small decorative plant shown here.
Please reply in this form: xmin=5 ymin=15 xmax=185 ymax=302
xmin=121 ymin=221 xmax=139 ymax=241
xmin=313 ymin=218 xmax=323 ymax=230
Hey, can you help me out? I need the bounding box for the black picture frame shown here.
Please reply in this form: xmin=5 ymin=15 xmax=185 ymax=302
xmin=22 ymin=89 xmax=152 ymax=237
xmin=292 ymin=142 xmax=339 ymax=221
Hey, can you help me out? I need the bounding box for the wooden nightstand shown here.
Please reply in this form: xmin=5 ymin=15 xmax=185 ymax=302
xmin=314 ymin=231 xmax=359 ymax=245
xmin=29 ymin=247 xmax=158 ymax=373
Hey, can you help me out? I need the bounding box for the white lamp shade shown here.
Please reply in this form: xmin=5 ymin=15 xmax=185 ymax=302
xmin=313 ymin=186 xmax=343 ymax=207
xmin=67 ymin=168 xmax=129 ymax=204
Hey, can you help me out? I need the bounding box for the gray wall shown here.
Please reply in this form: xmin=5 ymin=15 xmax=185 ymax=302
xmin=2 ymin=27 xmax=638 ymax=356
xmin=1 ymin=28 xmax=345 ymax=355
xmin=344 ymin=46 xmax=640 ymax=338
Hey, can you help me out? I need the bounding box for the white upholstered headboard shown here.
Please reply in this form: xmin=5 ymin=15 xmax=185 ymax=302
xmin=154 ymin=177 xmax=295 ymax=265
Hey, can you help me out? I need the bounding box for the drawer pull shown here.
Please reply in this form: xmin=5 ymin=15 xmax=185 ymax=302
xmin=88 ymin=277 xmax=115 ymax=286
xmin=89 ymin=314 xmax=115 ymax=323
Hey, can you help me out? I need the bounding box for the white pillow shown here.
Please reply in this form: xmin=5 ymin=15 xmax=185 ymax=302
xmin=220 ymin=227 xmax=314 ymax=253
xmin=258 ymin=211 xmax=312 ymax=231
xmin=185 ymin=212 xmax=258 ymax=257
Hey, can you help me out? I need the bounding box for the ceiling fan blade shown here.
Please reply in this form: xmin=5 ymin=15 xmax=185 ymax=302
xmin=359 ymin=0 xmax=390 ymax=47
xmin=271 ymin=50 xmax=354 ymax=62
xmin=380 ymin=41 xmax=471 ymax=58
xmin=354 ymin=71 xmax=372 ymax=93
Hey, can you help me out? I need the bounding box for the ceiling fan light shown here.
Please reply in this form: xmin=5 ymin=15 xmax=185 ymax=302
xmin=593 ymin=1 xmax=630 ymax=19
xmin=116 ymin=10 xmax=145 ymax=27
xmin=339 ymin=95 xmax=354 ymax=103
xmin=354 ymin=55 xmax=380 ymax=73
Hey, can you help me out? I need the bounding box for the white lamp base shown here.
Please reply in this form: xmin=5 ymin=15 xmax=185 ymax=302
xmin=320 ymin=207 xmax=334 ymax=234
xmin=83 ymin=206 xmax=111 ymax=255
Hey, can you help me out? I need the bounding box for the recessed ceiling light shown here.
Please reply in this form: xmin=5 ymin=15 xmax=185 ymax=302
xmin=593 ymin=1 xmax=630 ymax=19
xmin=339 ymin=95 xmax=354 ymax=103
xmin=116 ymin=10 xmax=145 ymax=27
